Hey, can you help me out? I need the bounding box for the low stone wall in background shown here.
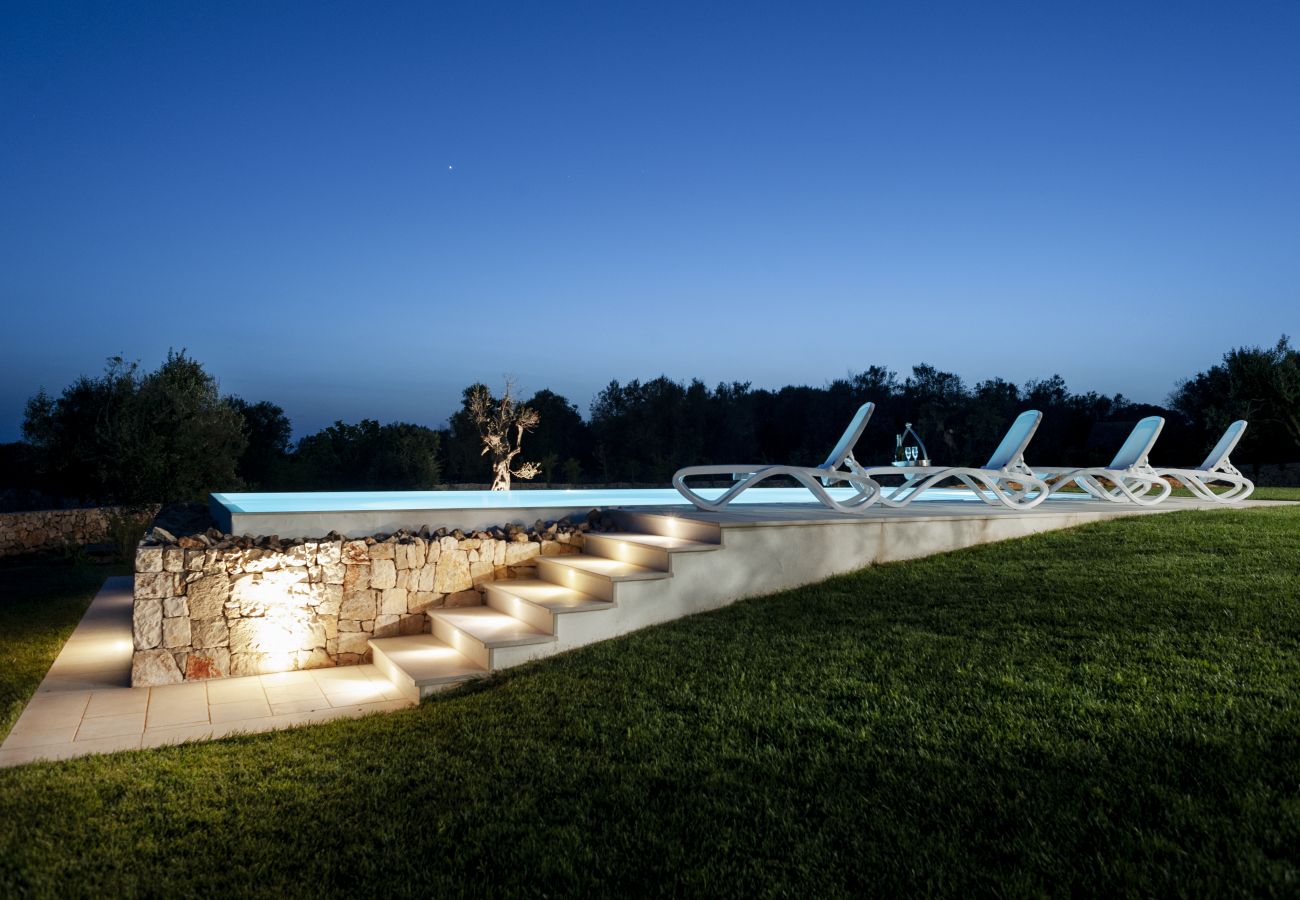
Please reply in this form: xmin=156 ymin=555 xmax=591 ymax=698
xmin=131 ymin=520 xmax=593 ymax=687
xmin=0 ymin=505 xmax=151 ymax=557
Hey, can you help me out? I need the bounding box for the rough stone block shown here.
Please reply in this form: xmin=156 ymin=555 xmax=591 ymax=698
xmin=162 ymin=616 xmax=191 ymax=649
xmin=469 ymin=560 xmax=493 ymax=584
xmin=399 ymin=613 xmax=425 ymax=635
xmin=380 ymin=587 xmax=408 ymax=616
xmin=414 ymin=562 xmax=436 ymax=593
xmin=162 ymin=596 xmax=189 ymax=618
xmin=504 ymin=542 xmax=540 ymax=566
xmin=135 ymin=572 xmax=177 ymax=600
xmin=297 ymin=648 xmax=332 ymax=670
xmin=132 ymin=648 xmax=183 ymax=687
xmin=370 ymin=558 xmax=397 ymax=589
xmin=163 ymin=548 xmax=185 ymax=573
xmin=230 ymin=653 xmax=269 ymax=678
xmin=344 ymin=563 xmax=371 ymax=593
xmin=187 ymin=573 xmax=231 ymax=618
xmin=340 ymin=590 xmax=377 ymax=620
xmin=193 ymin=617 xmax=230 ymax=648
xmin=184 ymin=648 xmax=230 ymax=680
xmin=373 ymin=614 xmax=400 ymax=637
xmin=136 ymin=546 xmax=164 ymax=573
xmin=338 ymin=631 xmax=370 ymax=655
xmin=434 ymin=551 xmax=472 ymax=593
xmin=369 ymin=541 xmax=395 ymax=560
xmin=318 ymin=583 xmax=343 ymax=618
xmin=133 ymin=599 xmax=163 ymax=650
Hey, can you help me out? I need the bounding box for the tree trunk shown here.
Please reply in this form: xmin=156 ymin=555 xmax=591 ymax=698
xmin=491 ymin=458 xmax=511 ymax=491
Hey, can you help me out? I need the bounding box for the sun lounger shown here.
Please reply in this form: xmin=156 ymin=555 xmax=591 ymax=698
xmin=1036 ymin=415 xmax=1171 ymax=505
xmin=672 ymin=402 xmax=881 ymax=514
xmin=1153 ymin=420 xmax=1254 ymax=503
xmin=858 ymin=410 xmax=1051 ymax=510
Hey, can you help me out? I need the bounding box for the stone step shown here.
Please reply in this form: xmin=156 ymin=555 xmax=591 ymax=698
xmin=606 ymin=509 xmax=723 ymax=544
xmin=484 ymin=579 xmax=614 ymax=632
xmin=430 ymin=606 xmax=556 ymax=670
xmin=369 ymin=634 xmax=486 ymax=701
xmin=536 ymin=554 xmax=669 ymax=602
xmin=582 ymin=531 xmax=721 ymax=570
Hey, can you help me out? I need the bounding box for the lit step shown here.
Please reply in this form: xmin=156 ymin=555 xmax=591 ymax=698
xmin=485 ymin=578 xmax=614 ymax=631
xmin=583 ymin=532 xmax=720 ymax=570
xmin=430 ymin=606 xmax=556 ymax=670
xmin=606 ymin=510 xmax=723 ymax=544
xmin=369 ymin=635 xmax=486 ymax=700
xmin=537 ymin=554 xmax=669 ymax=601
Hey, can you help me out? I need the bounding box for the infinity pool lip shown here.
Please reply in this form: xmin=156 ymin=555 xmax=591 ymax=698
xmin=211 ymin=486 xmax=990 ymax=516
xmin=207 ymin=487 xmax=1066 ymax=537
xmin=213 ymin=489 xmax=899 ymax=517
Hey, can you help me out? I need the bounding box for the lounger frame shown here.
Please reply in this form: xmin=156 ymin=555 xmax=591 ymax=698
xmin=1154 ymin=420 xmax=1254 ymax=503
xmin=1037 ymin=416 xmax=1171 ymax=506
xmin=858 ymin=410 xmax=1051 ymax=510
xmin=672 ymin=403 xmax=882 ymax=514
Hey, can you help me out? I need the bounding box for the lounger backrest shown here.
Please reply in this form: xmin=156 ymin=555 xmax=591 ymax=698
xmin=1199 ymin=420 xmax=1248 ymax=471
xmin=984 ymin=410 xmax=1043 ymax=470
xmin=1107 ymin=416 xmax=1164 ymax=470
xmin=819 ymin=402 xmax=876 ymax=469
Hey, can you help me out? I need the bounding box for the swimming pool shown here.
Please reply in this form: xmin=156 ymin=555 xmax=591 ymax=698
xmin=209 ymin=487 xmax=997 ymax=537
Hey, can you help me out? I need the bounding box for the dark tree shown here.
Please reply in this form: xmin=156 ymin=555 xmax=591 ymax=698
xmin=291 ymin=420 xmax=441 ymax=490
xmin=22 ymin=352 xmax=246 ymax=504
xmin=1171 ymin=335 xmax=1300 ymax=464
xmin=228 ymin=398 xmax=293 ymax=490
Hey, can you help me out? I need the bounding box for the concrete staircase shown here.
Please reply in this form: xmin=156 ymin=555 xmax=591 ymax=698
xmin=370 ymin=512 xmax=723 ymax=699
xmin=368 ymin=498 xmax=1158 ymax=700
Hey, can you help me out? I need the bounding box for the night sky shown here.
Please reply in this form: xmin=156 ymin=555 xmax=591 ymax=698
xmin=3 ymin=1 xmax=1298 ymax=440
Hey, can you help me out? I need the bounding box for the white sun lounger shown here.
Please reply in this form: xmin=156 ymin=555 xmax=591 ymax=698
xmin=1036 ymin=415 xmax=1171 ymax=505
xmin=857 ymin=410 xmax=1051 ymax=510
xmin=672 ymin=402 xmax=881 ymax=514
xmin=1153 ymin=420 xmax=1254 ymax=503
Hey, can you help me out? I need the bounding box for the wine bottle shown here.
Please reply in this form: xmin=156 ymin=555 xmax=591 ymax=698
xmin=895 ymin=434 xmax=904 ymax=462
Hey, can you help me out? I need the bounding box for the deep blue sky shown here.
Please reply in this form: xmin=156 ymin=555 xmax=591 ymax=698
xmin=3 ymin=1 xmax=1298 ymax=441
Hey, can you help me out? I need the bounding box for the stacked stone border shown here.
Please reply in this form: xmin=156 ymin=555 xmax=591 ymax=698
xmin=0 ymin=505 xmax=153 ymax=558
xmin=132 ymin=515 xmax=608 ymax=686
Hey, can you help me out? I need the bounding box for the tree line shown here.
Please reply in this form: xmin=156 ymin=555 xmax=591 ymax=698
xmin=3 ymin=338 xmax=1297 ymax=508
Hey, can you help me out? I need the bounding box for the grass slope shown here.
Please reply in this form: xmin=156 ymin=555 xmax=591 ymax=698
xmin=1 ymin=505 xmax=1299 ymax=896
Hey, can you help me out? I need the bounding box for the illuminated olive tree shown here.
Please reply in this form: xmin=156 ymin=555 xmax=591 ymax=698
xmin=467 ymin=378 xmax=541 ymax=491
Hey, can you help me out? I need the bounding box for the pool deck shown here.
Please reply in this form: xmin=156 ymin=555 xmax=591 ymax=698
xmin=2 ymin=496 xmax=1285 ymax=767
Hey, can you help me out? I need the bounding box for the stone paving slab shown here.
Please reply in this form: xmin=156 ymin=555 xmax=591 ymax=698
xmin=0 ymin=576 xmax=414 ymax=767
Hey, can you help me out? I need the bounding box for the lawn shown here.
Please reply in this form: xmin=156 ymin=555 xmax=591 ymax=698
xmin=1 ymin=499 xmax=1299 ymax=896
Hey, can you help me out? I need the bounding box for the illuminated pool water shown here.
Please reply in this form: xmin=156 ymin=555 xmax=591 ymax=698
xmin=209 ymin=487 xmax=999 ymax=537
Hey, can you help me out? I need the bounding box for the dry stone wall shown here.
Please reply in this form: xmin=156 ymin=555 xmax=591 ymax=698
xmin=0 ymin=506 xmax=148 ymax=557
xmin=132 ymin=521 xmax=589 ymax=687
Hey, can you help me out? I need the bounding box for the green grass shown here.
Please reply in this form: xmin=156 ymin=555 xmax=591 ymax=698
xmin=0 ymin=555 xmax=129 ymax=740
xmin=1250 ymin=486 xmax=1300 ymax=501
xmin=2 ymin=506 xmax=1300 ymax=897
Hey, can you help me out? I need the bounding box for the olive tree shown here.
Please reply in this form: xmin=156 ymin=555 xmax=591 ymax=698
xmin=465 ymin=378 xmax=540 ymax=491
